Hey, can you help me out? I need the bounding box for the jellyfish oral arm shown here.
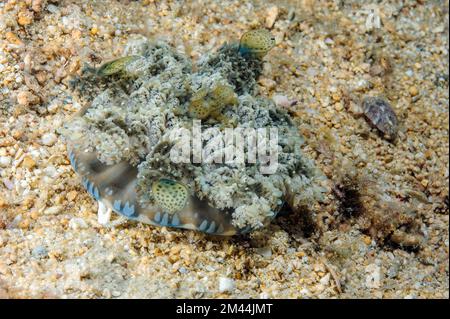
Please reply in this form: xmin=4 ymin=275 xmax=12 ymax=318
xmin=98 ymin=200 xmax=112 ymax=225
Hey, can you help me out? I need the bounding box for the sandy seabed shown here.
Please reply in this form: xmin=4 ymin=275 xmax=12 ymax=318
xmin=0 ymin=0 xmax=448 ymax=298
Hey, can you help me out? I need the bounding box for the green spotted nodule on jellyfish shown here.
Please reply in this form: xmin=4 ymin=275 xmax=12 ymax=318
xmin=96 ymin=55 xmax=141 ymax=76
xmin=238 ymin=29 xmax=276 ymax=58
xmin=152 ymin=179 xmax=189 ymax=213
xmin=188 ymin=83 xmax=238 ymax=120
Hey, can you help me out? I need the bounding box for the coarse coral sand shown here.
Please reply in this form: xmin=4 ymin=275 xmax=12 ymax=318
xmin=0 ymin=0 xmax=448 ymax=298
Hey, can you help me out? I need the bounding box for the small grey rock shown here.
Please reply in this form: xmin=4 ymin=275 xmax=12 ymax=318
xmin=362 ymin=96 xmax=398 ymax=140
xmin=178 ymin=267 xmax=189 ymax=274
xmin=32 ymin=246 xmax=48 ymax=259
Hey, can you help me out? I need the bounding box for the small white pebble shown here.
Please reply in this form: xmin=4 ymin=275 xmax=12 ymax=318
xmin=178 ymin=267 xmax=188 ymax=274
xmin=31 ymin=246 xmax=48 ymax=258
xmin=272 ymin=94 xmax=290 ymax=108
xmin=103 ymin=289 xmax=112 ymax=299
xmin=319 ymin=273 xmax=330 ymax=286
xmin=47 ymin=101 xmax=60 ymax=113
xmin=43 ymin=165 xmax=58 ymax=177
xmin=306 ymin=67 xmax=318 ymax=77
xmin=300 ymin=288 xmax=311 ymax=296
xmin=365 ymin=264 xmax=381 ymax=289
xmin=265 ymin=5 xmax=279 ymax=29
xmin=10 ymin=214 xmax=22 ymax=228
xmin=218 ymin=277 xmax=235 ymax=293
xmin=47 ymin=25 xmax=57 ymax=34
xmin=69 ymin=217 xmax=88 ymax=230
xmin=0 ymin=156 xmax=11 ymax=167
xmin=3 ymin=178 xmax=14 ymax=190
xmin=47 ymin=4 xmax=59 ymax=13
xmin=432 ymin=25 xmax=444 ymax=33
xmin=44 ymin=206 xmax=63 ymax=215
xmin=259 ymin=292 xmax=270 ymax=299
xmin=41 ymin=133 xmax=57 ymax=146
